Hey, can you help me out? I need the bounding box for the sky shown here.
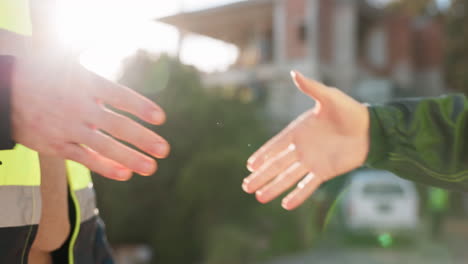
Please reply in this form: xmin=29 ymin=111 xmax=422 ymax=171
xmin=56 ymin=0 xmax=452 ymax=80
xmin=56 ymin=0 xmax=243 ymax=79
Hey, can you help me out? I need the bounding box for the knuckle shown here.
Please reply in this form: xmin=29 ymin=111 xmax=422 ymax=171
xmin=90 ymin=132 xmax=112 ymax=154
xmin=84 ymin=104 xmax=104 ymax=125
xmin=82 ymin=102 xmax=100 ymax=119
xmin=63 ymin=145 xmax=81 ymax=161
xmin=110 ymin=86 xmax=130 ymax=106
xmin=50 ymin=142 xmax=66 ymax=154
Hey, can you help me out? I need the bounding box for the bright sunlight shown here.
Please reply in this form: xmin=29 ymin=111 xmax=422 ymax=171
xmin=53 ymin=0 xmax=239 ymax=79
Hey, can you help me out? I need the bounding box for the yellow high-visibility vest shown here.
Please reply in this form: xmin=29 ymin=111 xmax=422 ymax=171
xmin=0 ymin=0 xmax=32 ymax=35
xmin=0 ymin=0 xmax=93 ymax=192
xmin=0 ymin=2 xmax=95 ymax=263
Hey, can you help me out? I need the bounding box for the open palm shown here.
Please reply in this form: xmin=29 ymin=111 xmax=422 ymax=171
xmin=242 ymin=71 xmax=370 ymax=210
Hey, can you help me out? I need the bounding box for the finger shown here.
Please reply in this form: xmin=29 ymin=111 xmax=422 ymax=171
xmin=255 ymin=162 xmax=308 ymax=204
xmin=247 ymin=130 xmax=293 ymax=172
xmin=87 ymin=71 xmax=166 ymax=125
xmin=243 ymin=144 xmax=297 ymax=194
xmin=93 ymin=108 xmax=170 ymax=159
xmin=281 ymin=172 xmax=323 ymax=211
xmin=82 ymin=128 xmax=158 ymax=176
xmin=61 ymin=143 xmax=133 ymax=181
xmin=291 ymin=71 xmax=330 ymax=102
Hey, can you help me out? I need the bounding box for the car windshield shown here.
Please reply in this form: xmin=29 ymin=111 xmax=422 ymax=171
xmin=363 ymin=183 xmax=405 ymax=196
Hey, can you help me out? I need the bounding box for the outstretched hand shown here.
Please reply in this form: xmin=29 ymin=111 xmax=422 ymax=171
xmin=242 ymin=71 xmax=370 ymax=210
xmin=11 ymin=51 xmax=170 ymax=181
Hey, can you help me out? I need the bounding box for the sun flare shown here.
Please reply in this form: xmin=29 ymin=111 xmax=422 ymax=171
xmin=53 ymin=0 xmax=239 ymax=78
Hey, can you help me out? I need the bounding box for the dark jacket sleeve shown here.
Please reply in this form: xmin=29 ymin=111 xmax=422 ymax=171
xmin=365 ymin=94 xmax=468 ymax=191
xmin=0 ymin=55 xmax=16 ymax=150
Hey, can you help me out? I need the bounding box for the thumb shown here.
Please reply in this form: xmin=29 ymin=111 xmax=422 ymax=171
xmin=291 ymin=71 xmax=330 ymax=102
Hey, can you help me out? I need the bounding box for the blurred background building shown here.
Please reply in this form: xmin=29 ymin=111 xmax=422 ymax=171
xmin=159 ymin=0 xmax=445 ymax=123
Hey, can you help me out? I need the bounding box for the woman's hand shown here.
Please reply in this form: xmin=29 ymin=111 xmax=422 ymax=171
xmin=243 ymin=71 xmax=370 ymax=210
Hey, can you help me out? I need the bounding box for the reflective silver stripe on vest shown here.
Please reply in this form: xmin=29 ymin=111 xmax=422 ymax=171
xmin=74 ymin=184 xmax=98 ymax=222
xmin=0 ymin=186 xmax=41 ymax=228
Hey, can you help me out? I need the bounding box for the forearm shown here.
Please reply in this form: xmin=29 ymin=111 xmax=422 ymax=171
xmin=365 ymin=94 xmax=468 ymax=191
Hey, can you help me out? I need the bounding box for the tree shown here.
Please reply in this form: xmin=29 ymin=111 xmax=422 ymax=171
xmin=92 ymin=51 xmax=320 ymax=263
xmin=445 ymin=0 xmax=468 ymax=93
xmin=387 ymin=0 xmax=439 ymax=16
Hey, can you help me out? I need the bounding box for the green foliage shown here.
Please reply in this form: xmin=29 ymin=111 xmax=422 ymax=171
xmin=92 ymin=51 xmax=322 ymax=263
xmin=387 ymin=0 xmax=439 ymax=16
xmin=203 ymin=224 xmax=257 ymax=264
xmin=445 ymin=0 xmax=468 ymax=94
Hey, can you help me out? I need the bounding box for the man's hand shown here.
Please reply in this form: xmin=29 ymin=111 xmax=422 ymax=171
xmin=11 ymin=52 xmax=170 ymax=181
xmin=242 ymin=71 xmax=370 ymax=210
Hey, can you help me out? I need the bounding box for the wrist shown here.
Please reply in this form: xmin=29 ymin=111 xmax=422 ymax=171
xmin=355 ymin=104 xmax=371 ymax=167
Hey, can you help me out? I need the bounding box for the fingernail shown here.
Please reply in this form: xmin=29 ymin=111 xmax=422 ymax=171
xmin=140 ymin=160 xmax=155 ymax=175
xmin=248 ymin=157 xmax=261 ymax=171
xmin=247 ymin=163 xmax=255 ymax=172
xmin=292 ymin=70 xmax=303 ymax=86
xmin=151 ymin=111 xmax=164 ymax=124
xmin=243 ymin=177 xmax=251 ymax=184
xmin=242 ymin=182 xmax=250 ymax=193
xmin=290 ymin=70 xmax=297 ymax=79
xmin=153 ymin=143 xmax=169 ymax=157
xmin=116 ymin=169 xmax=131 ymax=180
xmin=256 ymin=191 xmax=267 ymax=204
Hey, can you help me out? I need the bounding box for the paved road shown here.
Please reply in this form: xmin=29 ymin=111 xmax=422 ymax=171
xmin=265 ymin=218 xmax=468 ymax=264
xmin=266 ymin=244 xmax=455 ymax=264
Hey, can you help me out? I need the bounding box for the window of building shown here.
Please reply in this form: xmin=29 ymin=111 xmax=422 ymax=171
xmin=298 ymin=22 xmax=307 ymax=43
xmin=367 ymin=28 xmax=388 ymax=69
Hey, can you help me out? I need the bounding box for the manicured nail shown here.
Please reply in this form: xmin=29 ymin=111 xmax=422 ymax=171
xmin=242 ymin=182 xmax=250 ymax=193
xmin=291 ymin=70 xmax=301 ymax=87
xmin=290 ymin=70 xmax=297 ymax=79
xmin=256 ymin=191 xmax=268 ymax=204
xmin=248 ymin=157 xmax=262 ymax=171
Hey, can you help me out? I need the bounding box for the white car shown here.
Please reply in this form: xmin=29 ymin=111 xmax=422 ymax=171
xmin=342 ymin=169 xmax=420 ymax=233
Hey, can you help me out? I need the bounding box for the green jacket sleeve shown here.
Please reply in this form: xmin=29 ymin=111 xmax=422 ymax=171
xmin=365 ymin=94 xmax=468 ymax=191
